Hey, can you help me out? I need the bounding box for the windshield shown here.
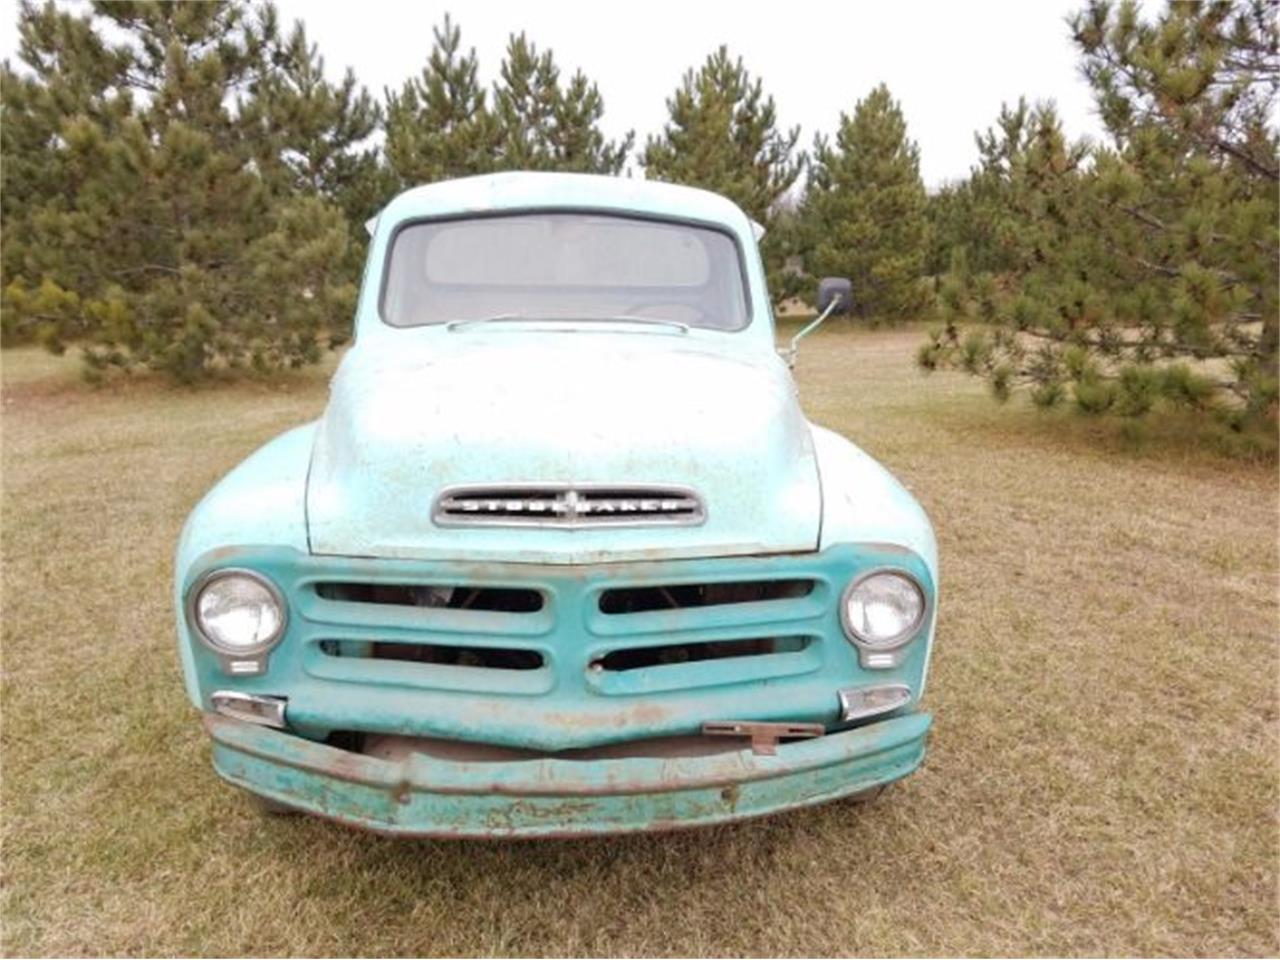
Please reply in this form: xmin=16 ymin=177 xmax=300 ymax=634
xmin=380 ymin=213 xmax=750 ymax=330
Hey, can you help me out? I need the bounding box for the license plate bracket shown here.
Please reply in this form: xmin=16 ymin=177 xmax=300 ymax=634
xmin=701 ymin=720 xmax=825 ymax=756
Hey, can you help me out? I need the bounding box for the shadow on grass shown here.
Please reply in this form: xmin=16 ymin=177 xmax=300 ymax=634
xmin=912 ymin=382 xmax=1278 ymax=470
xmin=251 ymin=785 xmax=894 ymax=878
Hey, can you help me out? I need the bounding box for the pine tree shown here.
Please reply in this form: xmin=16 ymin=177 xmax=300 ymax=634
xmin=383 ymin=15 xmax=500 ymax=187
xmin=925 ymin=99 xmax=1088 ymax=328
xmin=546 ymin=70 xmax=633 ymax=174
xmin=802 ymin=84 xmax=931 ymax=321
xmin=925 ymin=180 xmax=988 ymax=279
xmin=1 ymin=0 xmax=354 ymax=379
xmin=491 ymin=33 xmax=632 ymax=174
xmin=384 ymin=19 xmax=631 ymax=187
xmin=238 ymin=8 xmax=383 ymax=303
xmin=924 ymin=99 xmax=1060 ymax=281
xmin=241 ymin=8 xmax=383 ymax=262
xmin=0 ymin=0 xmax=132 ymax=344
xmin=491 ymin=33 xmax=558 ymax=171
xmin=642 ymin=47 xmax=803 ymax=300
xmin=920 ymin=0 xmax=1279 ymax=441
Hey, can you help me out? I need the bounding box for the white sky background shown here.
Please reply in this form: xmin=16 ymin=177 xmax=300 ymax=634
xmin=0 ymin=0 xmax=1107 ymax=188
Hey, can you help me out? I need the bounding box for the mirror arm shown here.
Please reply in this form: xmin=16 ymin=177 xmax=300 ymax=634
xmin=781 ymin=294 xmax=842 ymax=369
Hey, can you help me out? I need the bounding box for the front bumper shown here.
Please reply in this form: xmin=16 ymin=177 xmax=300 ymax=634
xmin=205 ymin=710 xmax=932 ymax=838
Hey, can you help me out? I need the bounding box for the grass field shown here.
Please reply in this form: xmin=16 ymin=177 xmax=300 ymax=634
xmin=2 ymin=326 xmax=1277 ymax=956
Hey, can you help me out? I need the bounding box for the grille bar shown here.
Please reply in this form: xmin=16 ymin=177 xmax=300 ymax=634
xmin=599 ymin=579 xmax=815 ymax=614
xmin=315 ymin=581 xmax=544 ymax=613
xmin=593 ymin=636 xmax=812 ymax=672
xmin=434 ymin=484 xmax=705 ymax=528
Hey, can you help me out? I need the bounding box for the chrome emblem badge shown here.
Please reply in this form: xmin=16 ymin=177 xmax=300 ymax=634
xmin=433 ymin=484 xmax=705 ymax=527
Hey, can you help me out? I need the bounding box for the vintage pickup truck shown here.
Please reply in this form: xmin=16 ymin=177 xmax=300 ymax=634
xmin=175 ymin=172 xmax=938 ymax=837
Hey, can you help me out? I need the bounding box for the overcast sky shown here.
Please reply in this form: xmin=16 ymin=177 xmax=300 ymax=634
xmin=0 ymin=0 xmax=1107 ymax=187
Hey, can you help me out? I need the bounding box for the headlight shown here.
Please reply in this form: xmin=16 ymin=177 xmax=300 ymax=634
xmin=191 ymin=570 xmax=286 ymax=654
xmin=841 ymin=571 xmax=926 ymax=648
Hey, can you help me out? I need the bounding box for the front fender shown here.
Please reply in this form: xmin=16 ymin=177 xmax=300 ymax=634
xmin=810 ymin=424 xmax=936 ymax=566
xmin=173 ymin=422 xmax=317 ymax=705
xmin=810 ymin=423 xmax=940 ymax=693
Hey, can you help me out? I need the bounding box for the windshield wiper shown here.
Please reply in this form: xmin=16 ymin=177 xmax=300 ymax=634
xmin=446 ymin=315 xmax=689 ymax=333
xmin=588 ymin=315 xmax=690 ymax=333
xmin=445 ymin=314 xmax=530 ymax=331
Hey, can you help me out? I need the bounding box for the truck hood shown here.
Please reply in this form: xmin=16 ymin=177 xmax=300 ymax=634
xmin=306 ymin=333 xmax=822 ymax=563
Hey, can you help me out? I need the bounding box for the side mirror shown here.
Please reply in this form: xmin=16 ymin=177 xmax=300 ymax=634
xmin=816 ymin=277 xmax=853 ymax=316
xmin=780 ymin=277 xmax=854 ymax=369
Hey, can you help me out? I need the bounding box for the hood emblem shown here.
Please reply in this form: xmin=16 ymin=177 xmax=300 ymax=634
xmin=433 ymin=484 xmax=705 ymax=528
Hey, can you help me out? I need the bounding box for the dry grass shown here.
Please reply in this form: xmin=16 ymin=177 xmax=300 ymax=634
xmin=2 ymin=327 xmax=1277 ymax=957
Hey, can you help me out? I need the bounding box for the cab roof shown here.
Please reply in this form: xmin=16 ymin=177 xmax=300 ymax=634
xmin=370 ymin=171 xmax=762 ymax=240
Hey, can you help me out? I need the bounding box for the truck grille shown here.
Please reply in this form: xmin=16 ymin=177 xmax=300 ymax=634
xmin=192 ymin=545 xmax=931 ymax=757
xmin=433 ymin=484 xmax=704 ymax=527
xmin=297 ymin=564 xmax=828 ymax=700
xmin=192 ymin=543 xmax=928 ymax=751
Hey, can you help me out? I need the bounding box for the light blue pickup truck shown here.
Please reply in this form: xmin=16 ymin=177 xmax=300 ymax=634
xmin=175 ymin=172 xmax=939 ymax=837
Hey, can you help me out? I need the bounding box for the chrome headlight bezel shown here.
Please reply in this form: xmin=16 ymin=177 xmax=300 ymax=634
xmin=187 ymin=567 xmax=288 ymax=661
xmin=839 ymin=568 xmax=929 ymax=651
